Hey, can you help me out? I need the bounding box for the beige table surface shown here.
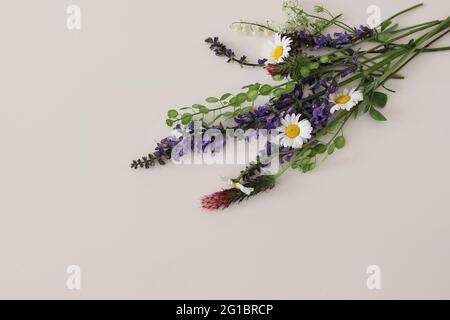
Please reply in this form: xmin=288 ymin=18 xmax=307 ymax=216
xmin=0 ymin=0 xmax=449 ymax=299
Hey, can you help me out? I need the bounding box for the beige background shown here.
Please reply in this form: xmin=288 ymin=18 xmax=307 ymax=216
xmin=0 ymin=0 xmax=449 ymax=299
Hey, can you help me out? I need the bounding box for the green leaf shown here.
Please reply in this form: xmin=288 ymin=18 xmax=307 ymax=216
xmin=376 ymin=32 xmax=390 ymax=42
xmin=307 ymin=62 xmax=320 ymax=70
xmin=327 ymin=143 xmax=335 ymax=155
xmin=199 ymin=106 xmax=209 ymax=114
xmin=229 ymin=97 xmax=238 ymax=106
xmin=167 ymin=109 xmax=178 ymax=118
xmin=303 ymin=149 xmax=312 ymax=157
xmin=371 ymin=91 xmax=388 ymax=108
xmin=369 ymin=107 xmax=387 ymax=121
xmin=320 ymin=56 xmax=330 ymax=63
xmin=248 ymin=83 xmax=261 ymax=91
xmin=284 ymin=82 xmax=296 ymax=94
xmin=314 ymin=143 xmax=328 ymax=154
xmin=334 ymin=136 xmax=346 ymax=149
xmin=246 ymin=89 xmax=259 ymax=101
xmin=235 ymin=93 xmax=248 ymax=104
xmin=272 ymin=74 xmax=285 ymax=81
xmin=235 ymin=106 xmax=253 ymax=115
xmin=273 ymin=88 xmax=285 ymax=97
xmin=308 ymin=149 xmax=317 ymax=158
xmin=206 ymin=97 xmax=219 ymax=103
xmin=385 ymin=23 xmax=399 ymax=33
xmin=300 ymin=66 xmax=310 ymax=77
xmin=380 ymin=20 xmax=392 ymax=31
xmin=165 ymin=119 xmax=173 ymax=127
xmin=259 ymin=84 xmax=273 ymax=96
xmin=181 ymin=113 xmax=192 ymax=125
xmin=220 ymin=93 xmax=232 ymax=101
xmin=301 ymin=158 xmax=310 ymax=166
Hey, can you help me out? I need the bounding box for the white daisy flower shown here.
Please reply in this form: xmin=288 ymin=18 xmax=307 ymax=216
xmin=227 ymin=179 xmax=254 ymax=196
xmin=277 ymin=113 xmax=313 ymax=149
xmin=329 ymin=87 xmax=364 ymax=114
xmin=263 ymin=34 xmax=293 ymax=64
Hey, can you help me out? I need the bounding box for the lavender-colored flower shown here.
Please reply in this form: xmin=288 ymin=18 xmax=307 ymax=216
xmin=290 ymin=25 xmax=372 ymax=50
xmin=293 ymin=85 xmax=303 ymax=99
xmin=333 ymin=32 xmax=352 ymax=46
xmin=255 ymin=105 xmax=271 ymax=117
xmin=314 ymin=34 xmax=332 ymax=47
xmin=234 ymin=112 xmax=253 ymax=125
xmin=258 ymin=58 xmax=268 ymax=65
xmin=313 ymin=79 xmax=327 ymax=93
xmin=354 ymin=25 xmax=373 ymax=40
xmin=274 ymin=96 xmax=293 ymax=110
xmin=328 ymin=78 xmax=338 ymax=94
xmin=310 ymin=101 xmax=334 ymax=128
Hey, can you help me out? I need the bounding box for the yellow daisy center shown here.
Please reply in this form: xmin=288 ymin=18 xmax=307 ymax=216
xmin=285 ymin=124 xmax=301 ymax=139
xmin=272 ymin=45 xmax=284 ymax=61
xmin=335 ymin=95 xmax=351 ymax=104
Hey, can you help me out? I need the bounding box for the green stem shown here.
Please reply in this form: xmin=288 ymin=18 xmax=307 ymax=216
xmin=381 ymin=3 xmax=424 ymax=25
xmin=231 ymin=21 xmax=278 ymax=33
xmin=313 ymin=14 xmax=343 ymax=35
xmin=392 ymin=20 xmax=441 ymax=34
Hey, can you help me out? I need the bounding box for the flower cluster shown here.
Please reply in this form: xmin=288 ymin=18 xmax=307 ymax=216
xmin=132 ymin=2 xmax=450 ymax=210
xmin=292 ymin=25 xmax=373 ymax=50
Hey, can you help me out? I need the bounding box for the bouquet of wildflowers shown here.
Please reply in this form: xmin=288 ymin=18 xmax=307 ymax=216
xmin=132 ymin=2 xmax=450 ymax=210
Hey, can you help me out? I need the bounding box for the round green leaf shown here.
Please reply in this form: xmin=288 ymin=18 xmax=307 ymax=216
xmin=314 ymin=143 xmax=327 ymax=154
xmin=272 ymin=74 xmax=285 ymax=81
xmin=181 ymin=113 xmax=192 ymax=125
xmin=284 ymin=82 xmax=296 ymax=94
xmin=259 ymin=84 xmax=273 ymax=96
xmin=235 ymin=93 xmax=248 ymax=104
xmin=300 ymin=67 xmax=310 ymax=77
xmin=371 ymin=92 xmax=388 ymax=108
xmin=320 ymin=56 xmax=330 ymax=63
xmin=334 ymin=136 xmax=346 ymax=149
xmin=205 ymin=97 xmax=219 ymax=103
xmin=220 ymin=93 xmax=232 ymax=101
xmin=167 ymin=109 xmax=178 ymax=118
xmin=199 ymin=106 xmax=209 ymax=114
xmin=246 ymin=89 xmax=258 ymax=101
xmin=273 ymin=88 xmax=285 ymax=97
xmin=165 ymin=119 xmax=173 ymax=127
